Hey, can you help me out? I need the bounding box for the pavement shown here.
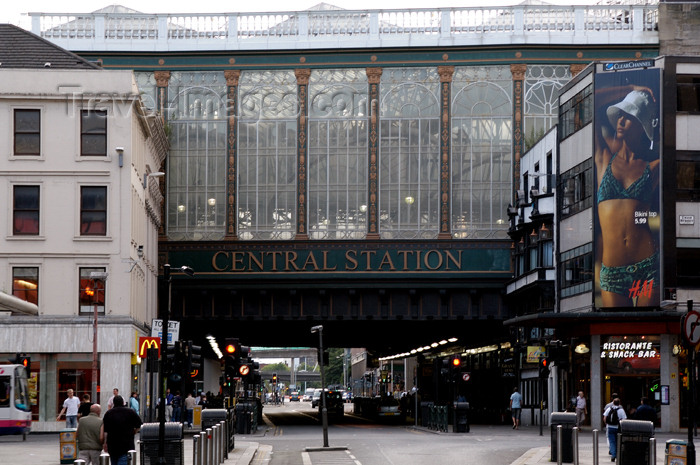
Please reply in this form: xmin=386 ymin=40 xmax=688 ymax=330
xmin=0 ymin=423 xmax=693 ymax=465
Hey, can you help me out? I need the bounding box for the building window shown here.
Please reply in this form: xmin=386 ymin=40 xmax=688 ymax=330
xmin=81 ymin=110 xmax=107 ymax=156
xmin=80 ymin=186 xmax=107 ymax=235
xmin=677 ymin=75 xmax=700 ymax=113
xmin=13 ymin=185 xmax=40 ymax=235
xmin=79 ymin=267 xmax=106 ymax=314
xmin=12 ymin=267 xmax=38 ymax=305
xmin=14 ymin=109 xmax=40 ymax=155
xmin=559 ymin=84 xmax=593 ymax=141
xmin=560 ymin=244 xmax=593 ymax=297
xmin=560 ymin=159 xmax=593 ymax=219
xmin=677 ymin=159 xmax=700 ymax=201
xmin=677 ymin=248 xmax=700 ymax=287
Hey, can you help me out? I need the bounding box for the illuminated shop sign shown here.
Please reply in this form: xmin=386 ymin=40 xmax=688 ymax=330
xmin=601 ymin=336 xmax=660 ymax=374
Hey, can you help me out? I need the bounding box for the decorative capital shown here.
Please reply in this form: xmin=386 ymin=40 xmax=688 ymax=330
xmin=224 ymin=69 xmax=241 ymax=87
xmin=510 ymin=64 xmax=527 ymax=81
xmin=154 ymin=71 xmax=171 ymax=87
xmin=366 ymin=67 xmax=383 ymax=84
xmin=437 ymin=65 xmax=455 ymax=83
xmin=295 ymin=68 xmax=311 ymax=85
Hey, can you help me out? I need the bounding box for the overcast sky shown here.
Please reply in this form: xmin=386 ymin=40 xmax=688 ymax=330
xmin=3 ymin=0 xmax=607 ymax=29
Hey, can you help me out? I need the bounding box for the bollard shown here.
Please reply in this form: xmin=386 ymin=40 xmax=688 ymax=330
xmin=572 ymin=426 xmax=579 ymax=465
xmin=592 ymin=429 xmax=599 ymax=465
xmin=219 ymin=421 xmax=225 ymax=462
xmin=99 ymin=452 xmax=110 ymax=465
xmin=650 ymin=437 xmax=656 ymax=464
xmin=74 ymin=460 xmax=86 ymax=465
xmin=193 ymin=434 xmax=201 ymax=465
xmin=212 ymin=424 xmax=219 ymax=465
xmin=557 ymin=424 xmax=563 ymax=465
xmin=202 ymin=428 xmax=209 ymax=465
xmin=206 ymin=428 xmax=213 ymax=465
xmin=127 ymin=450 xmax=136 ymax=465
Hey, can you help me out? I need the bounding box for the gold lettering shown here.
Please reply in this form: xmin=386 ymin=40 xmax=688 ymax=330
xmin=303 ymin=252 xmax=320 ymax=271
xmin=212 ymin=251 xmax=229 ymax=272
xmin=397 ymin=250 xmax=413 ymax=270
xmin=378 ymin=251 xmax=397 ymax=270
xmin=285 ymin=251 xmax=300 ymax=271
xmin=345 ymin=250 xmax=358 ymax=271
xmin=268 ymin=251 xmax=283 ymax=271
xmin=232 ymin=251 xmax=245 ymax=271
xmin=424 ymin=249 xmax=443 ymax=270
xmin=445 ymin=250 xmax=461 ymax=270
xmin=322 ymin=251 xmax=337 ymax=271
xmin=415 ymin=250 xmax=422 ymax=270
xmin=247 ymin=252 xmax=264 ymax=271
xmin=360 ymin=250 xmax=376 ymax=270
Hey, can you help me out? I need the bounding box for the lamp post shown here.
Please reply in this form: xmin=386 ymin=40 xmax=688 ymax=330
xmin=158 ymin=264 xmax=194 ymax=465
xmin=311 ymin=325 xmax=328 ymax=448
xmin=89 ymin=271 xmax=108 ymax=405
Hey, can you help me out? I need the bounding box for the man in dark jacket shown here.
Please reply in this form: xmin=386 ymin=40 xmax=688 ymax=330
xmin=100 ymin=395 xmax=142 ymax=465
xmin=633 ymin=397 xmax=657 ymax=423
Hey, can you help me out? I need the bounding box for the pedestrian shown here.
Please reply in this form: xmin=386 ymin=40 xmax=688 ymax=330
xmin=199 ymin=393 xmax=208 ymax=410
xmin=603 ymin=392 xmax=618 ymax=453
xmin=107 ymin=388 xmax=119 ymax=410
xmin=165 ymin=388 xmax=173 ymax=421
xmin=78 ymin=394 xmax=93 ymax=419
xmin=575 ymin=391 xmax=587 ymax=427
xmin=101 ymin=395 xmax=142 ymax=465
xmin=603 ymin=398 xmax=627 ymax=462
xmin=128 ymin=392 xmax=139 ymax=416
xmin=633 ymin=396 xmax=656 ymax=422
xmin=509 ymin=387 xmax=522 ymax=430
xmin=57 ymin=388 xmax=81 ymax=428
xmin=172 ymin=391 xmax=182 ymax=423
xmin=184 ymin=392 xmax=196 ymax=428
xmin=77 ymin=404 xmax=103 ymax=465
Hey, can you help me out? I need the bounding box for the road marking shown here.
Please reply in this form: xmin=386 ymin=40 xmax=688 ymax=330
xmin=304 ymin=449 xmax=361 ymax=465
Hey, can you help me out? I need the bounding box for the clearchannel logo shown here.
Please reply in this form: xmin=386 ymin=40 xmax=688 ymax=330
xmin=604 ymin=60 xmax=655 ymax=72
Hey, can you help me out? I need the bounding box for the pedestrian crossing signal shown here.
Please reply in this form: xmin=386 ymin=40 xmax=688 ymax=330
xmin=539 ymin=356 xmax=550 ymax=378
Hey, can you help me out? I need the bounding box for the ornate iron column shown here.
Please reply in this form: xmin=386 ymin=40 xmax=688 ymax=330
xmin=295 ymin=68 xmax=311 ymax=240
xmin=511 ymin=64 xmax=527 ymax=191
xmin=366 ymin=67 xmax=382 ymax=240
xmin=437 ymin=65 xmax=454 ymax=239
xmin=224 ymin=70 xmax=240 ymax=240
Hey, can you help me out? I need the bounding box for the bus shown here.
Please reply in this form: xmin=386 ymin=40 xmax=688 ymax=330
xmin=0 ymin=364 xmax=31 ymax=440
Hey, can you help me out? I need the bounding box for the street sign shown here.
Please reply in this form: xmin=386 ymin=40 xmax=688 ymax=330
xmin=138 ymin=337 xmax=161 ymax=358
xmin=462 ymin=372 xmax=471 ymax=382
xmin=151 ymin=319 xmax=180 ymax=343
xmin=682 ymin=311 xmax=700 ymax=346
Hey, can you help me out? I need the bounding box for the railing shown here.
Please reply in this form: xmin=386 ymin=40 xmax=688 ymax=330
xmin=30 ymin=5 xmax=659 ymax=51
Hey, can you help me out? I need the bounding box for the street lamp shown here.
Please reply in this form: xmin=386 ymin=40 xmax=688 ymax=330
xmin=89 ymin=271 xmax=108 ymax=405
xmin=158 ymin=264 xmax=194 ymax=465
xmin=311 ymin=325 xmax=329 ymax=448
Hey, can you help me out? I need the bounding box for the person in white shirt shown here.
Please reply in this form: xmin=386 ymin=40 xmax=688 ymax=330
xmin=107 ymin=388 xmax=119 ymax=410
xmin=575 ymin=391 xmax=588 ymax=427
xmin=603 ymin=398 xmax=627 ymax=462
xmin=57 ymin=389 xmax=81 ymax=428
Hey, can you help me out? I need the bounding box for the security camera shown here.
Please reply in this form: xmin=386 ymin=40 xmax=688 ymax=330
xmin=137 ymin=245 xmax=144 ymax=258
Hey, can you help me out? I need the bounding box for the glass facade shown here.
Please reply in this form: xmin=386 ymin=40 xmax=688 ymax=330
xmin=149 ymin=64 xmax=567 ymax=242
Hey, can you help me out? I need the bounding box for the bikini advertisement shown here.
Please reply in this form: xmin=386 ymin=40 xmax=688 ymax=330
xmin=593 ymin=67 xmax=661 ymax=309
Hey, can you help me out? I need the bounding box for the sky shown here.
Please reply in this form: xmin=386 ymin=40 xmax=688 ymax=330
xmin=3 ymin=0 xmax=607 ymax=30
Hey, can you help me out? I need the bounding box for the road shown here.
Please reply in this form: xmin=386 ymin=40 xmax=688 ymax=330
xmin=244 ymin=399 xmax=550 ymax=465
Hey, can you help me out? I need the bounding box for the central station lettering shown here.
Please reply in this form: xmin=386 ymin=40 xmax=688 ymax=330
xmin=211 ymin=249 xmax=463 ymax=273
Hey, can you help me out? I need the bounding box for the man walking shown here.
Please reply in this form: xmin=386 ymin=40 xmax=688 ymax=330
xmin=509 ymin=387 xmax=522 ymax=430
xmin=78 ymin=394 xmax=93 ymax=419
xmin=57 ymin=389 xmax=81 ymax=428
xmin=575 ymin=391 xmax=587 ymax=427
xmin=101 ymin=395 xmax=142 ymax=465
xmin=77 ymin=404 xmax=103 ymax=465
xmin=184 ymin=392 xmax=196 ymax=428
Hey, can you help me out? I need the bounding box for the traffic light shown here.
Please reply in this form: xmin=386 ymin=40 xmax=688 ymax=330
xmin=317 ymin=348 xmax=329 ymax=366
xmin=272 ymin=373 xmax=278 ymax=384
xmin=15 ymin=353 xmax=30 ymax=372
xmin=223 ymin=338 xmax=240 ymax=378
xmin=539 ymin=356 xmax=550 ymax=378
xmin=224 ymin=338 xmax=240 ymax=358
xmin=188 ymin=341 xmax=201 ymax=377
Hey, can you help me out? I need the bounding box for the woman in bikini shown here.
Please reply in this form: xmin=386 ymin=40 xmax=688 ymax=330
xmin=594 ymin=85 xmax=660 ymax=307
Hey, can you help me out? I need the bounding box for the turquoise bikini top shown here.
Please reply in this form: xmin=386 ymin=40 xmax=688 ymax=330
xmin=597 ymin=152 xmax=654 ymax=204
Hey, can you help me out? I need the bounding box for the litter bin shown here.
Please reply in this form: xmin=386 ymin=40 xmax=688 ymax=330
xmin=201 ymin=408 xmax=227 ymax=431
xmin=665 ymin=439 xmax=688 ymax=465
xmin=59 ymin=428 xmax=77 ymax=464
xmin=420 ymin=402 xmax=433 ymax=428
xmin=550 ymin=412 xmax=576 ymax=463
xmin=618 ymin=419 xmax=654 ymax=465
xmin=453 ymin=402 xmax=470 ymax=433
xmin=235 ymin=403 xmax=252 ymax=434
xmin=139 ymin=422 xmax=184 ymax=465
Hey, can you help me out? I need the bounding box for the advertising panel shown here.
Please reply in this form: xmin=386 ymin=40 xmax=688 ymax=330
xmin=593 ymin=67 xmax=661 ymax=308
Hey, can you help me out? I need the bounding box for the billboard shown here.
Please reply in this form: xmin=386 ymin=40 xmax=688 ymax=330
xmin=593 ymin=67 xmax=661 ymax=308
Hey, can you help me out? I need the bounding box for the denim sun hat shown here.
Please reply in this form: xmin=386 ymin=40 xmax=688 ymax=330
xmin=606 ymin=90 xmax=656 ymax=142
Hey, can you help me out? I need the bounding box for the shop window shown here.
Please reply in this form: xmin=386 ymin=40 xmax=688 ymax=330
xmin=14 ymin=109 xmax=40 ymax=155
xmin=57 ymin=362 xmax=97 ymax=416
xmin=12 ymin=267 xmax=38 ymax=305
xmin=79 ymin=267 xmax=106 ymax=314
xmin=80 ymin=186 xmax=107 ymax=235
xmin=80 ymin=110 xmax=107 ymax=156
xmin=13 ymin=185 xmax=40 ymax=235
